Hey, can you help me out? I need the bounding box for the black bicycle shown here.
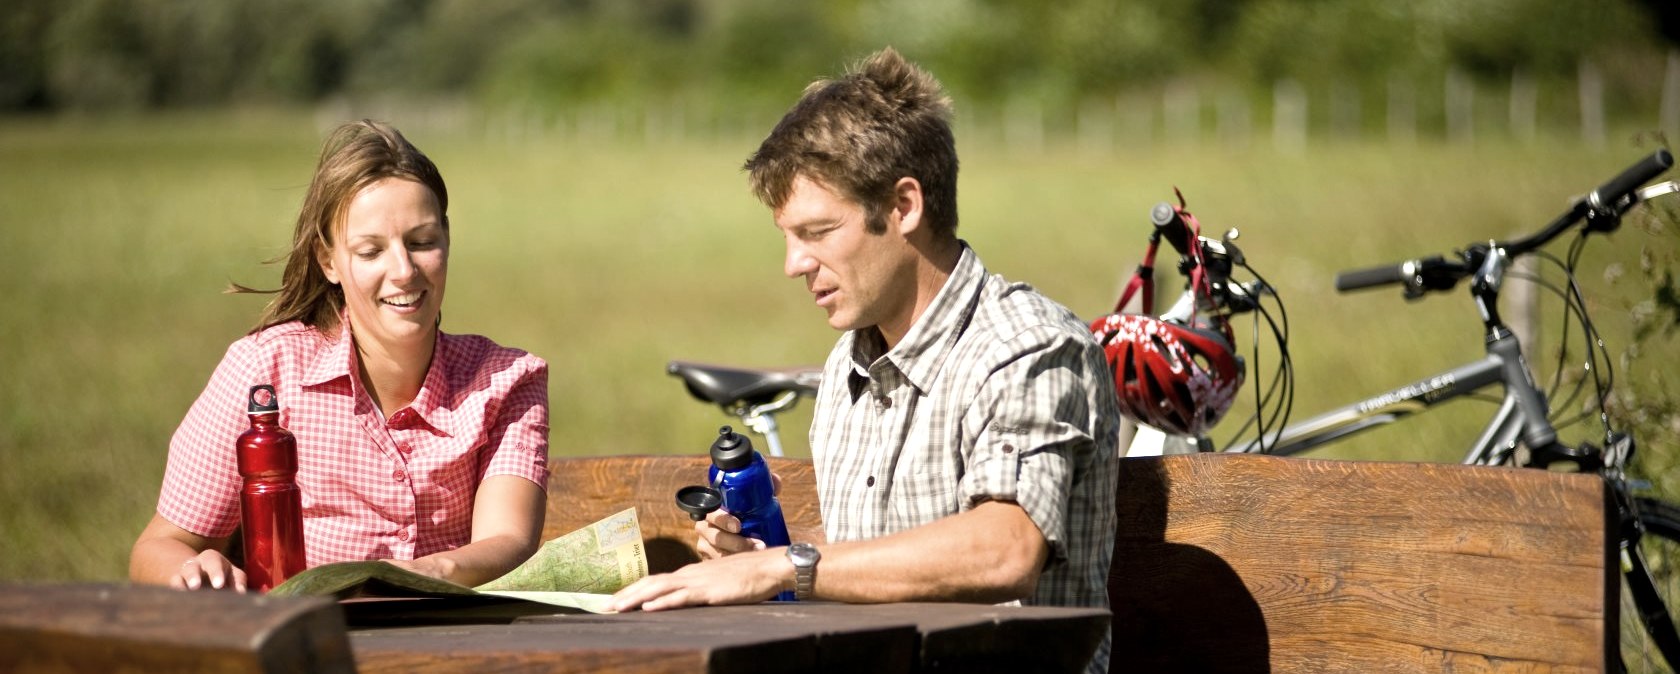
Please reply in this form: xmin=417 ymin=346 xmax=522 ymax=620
xmin=1149 ymin=149 xmax=1680 ymax=673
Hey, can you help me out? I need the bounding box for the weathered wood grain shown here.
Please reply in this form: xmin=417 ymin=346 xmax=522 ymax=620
xmin=349 ymin=601 xmax=1108 ymax=673
xmin=1110 ymin=453 xmax=1612 ymax=673
xmin=544 ymin=455 xmax=825 ymax=573
xmin=0 ymin=582 xmax=353 ymax=673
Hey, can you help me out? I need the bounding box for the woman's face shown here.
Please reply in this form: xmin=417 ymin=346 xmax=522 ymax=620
xmin=319 ymin=177 xmax=449 ymax=355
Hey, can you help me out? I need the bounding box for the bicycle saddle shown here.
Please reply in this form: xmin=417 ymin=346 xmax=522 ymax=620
xmin=667 ymin=360 xmax=821 ymax=408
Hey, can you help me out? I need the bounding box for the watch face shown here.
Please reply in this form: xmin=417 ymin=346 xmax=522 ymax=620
xmin=789 ymin=543 xmax=820 ymax=565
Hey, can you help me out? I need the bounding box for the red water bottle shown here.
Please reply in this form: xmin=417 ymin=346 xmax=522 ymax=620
xmin=238 ymin=384 xmax=306 ymax=591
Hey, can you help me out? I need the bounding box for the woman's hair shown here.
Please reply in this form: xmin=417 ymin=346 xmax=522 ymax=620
xmin=744 ymin=47 xmax=958 ymax=237
xmin=232 ymin=120 xmax=448 ymax=334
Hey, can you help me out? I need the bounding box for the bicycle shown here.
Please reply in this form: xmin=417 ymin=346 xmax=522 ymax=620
xmin=1127 ymin=150 xmax=1680 ymax=673
xmin=665 ymin=360 xmax=821 ymax=458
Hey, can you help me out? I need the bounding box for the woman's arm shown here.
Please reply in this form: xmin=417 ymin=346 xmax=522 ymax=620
xmin=388 ymin=474 xmax=545 ymax=586
xmin=130 ymin=513 xmax=246 ymax=591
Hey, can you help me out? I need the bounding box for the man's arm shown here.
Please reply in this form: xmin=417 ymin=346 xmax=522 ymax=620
xmin=610 ymin=499 xmax=1047 ymax=611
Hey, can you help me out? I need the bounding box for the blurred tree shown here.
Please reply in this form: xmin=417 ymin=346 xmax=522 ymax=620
xmin=0 ymin=0 xmax=53 ymax=108
xmin=3 ymin=0 xmax=1675 ymax=120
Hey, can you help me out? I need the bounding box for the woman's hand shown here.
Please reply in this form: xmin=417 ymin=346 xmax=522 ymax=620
xmin=173 ymin=549 xmax=247 ymax=592
xmin=130 ymin=513 xmax=246 ymax=591
xmin=386 ymin=556 xmax=457 ymax=581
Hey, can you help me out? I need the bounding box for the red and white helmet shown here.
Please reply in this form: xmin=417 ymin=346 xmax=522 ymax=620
xmin=1090 ymin=313 xmax=1244 ymax=436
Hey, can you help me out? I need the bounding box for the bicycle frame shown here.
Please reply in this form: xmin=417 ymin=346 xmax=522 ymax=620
xmin=1228 ymin=331 xmax=1540 ymax=465
xmin=1226 ymin=233 xmax=1565 ymax=467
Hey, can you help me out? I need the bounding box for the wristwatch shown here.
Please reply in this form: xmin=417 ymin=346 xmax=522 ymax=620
xmin=786 ymin=542 xmax=821 ymax=600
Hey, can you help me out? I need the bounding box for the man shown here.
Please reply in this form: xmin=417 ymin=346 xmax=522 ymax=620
xmin=611 ymin=48 xmax=1118 ymax=673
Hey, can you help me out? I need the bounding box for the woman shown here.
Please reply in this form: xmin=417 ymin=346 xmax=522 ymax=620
xmin=130 ymin=120 xmax=548 ymax=591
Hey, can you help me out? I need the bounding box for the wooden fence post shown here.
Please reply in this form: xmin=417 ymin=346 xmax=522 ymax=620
xmin=1273 ymin=78 xmax=1306 ymax=154
xmin=1662 ymin=50 xmax=1680 ymax=142
xmin=1579 ymin=59 xmax=1606 ymax=150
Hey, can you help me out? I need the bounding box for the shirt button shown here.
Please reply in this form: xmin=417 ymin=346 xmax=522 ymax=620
xmin=393 ymin=469 xmax=407 ymax=482
xmin=397 ymin=529 xmax=409 ymax=542
xmin=876 ymin=395 xmax=892 ymax=409
xmin=866 ymin=476 xmax=875 ymax=487
xmin=1002 ymin=444 xmax=1015 ymax=454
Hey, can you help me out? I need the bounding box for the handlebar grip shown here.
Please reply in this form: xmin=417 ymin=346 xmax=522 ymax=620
xmin=1335 ymin=262 xmax=1411 ymax=292
xmin=1591 ymin=149 xmax=1673 ymax=208
xmin=1150 ymin=202 xmax=1193 ymax=256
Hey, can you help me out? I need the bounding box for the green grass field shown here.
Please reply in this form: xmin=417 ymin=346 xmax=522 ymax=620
xmin=1 ymin=110 xmax=1675 ymax=582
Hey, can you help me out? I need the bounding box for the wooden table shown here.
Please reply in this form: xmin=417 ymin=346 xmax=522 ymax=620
xmin=0 ymin=583 xmax=1106 ymax=673
xmin=349 ymin=601 xmax=1110 ymax=674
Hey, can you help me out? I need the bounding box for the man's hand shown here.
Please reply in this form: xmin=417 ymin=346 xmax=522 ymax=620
xmin=694 ymin=472 xmax=783 ymax=560
xmin=610 ymin=547 xmax=793 ymax=612
xmin=695 ymin=510 xmax=766 ymax=558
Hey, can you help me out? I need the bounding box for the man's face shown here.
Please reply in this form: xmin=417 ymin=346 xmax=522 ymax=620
xmin=774 ymin=175 xmax=918 ymax=339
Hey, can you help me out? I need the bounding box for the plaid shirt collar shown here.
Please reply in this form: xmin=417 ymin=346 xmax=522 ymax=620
xmin=847 ymin=243 xmax=984 ymax=399
xmin=299 ymin=314 xmax=455 ymax=437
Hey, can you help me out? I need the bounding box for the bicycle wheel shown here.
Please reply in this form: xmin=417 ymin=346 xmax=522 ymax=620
xmin=1622 ymin=497 xmax=1680 ymax=674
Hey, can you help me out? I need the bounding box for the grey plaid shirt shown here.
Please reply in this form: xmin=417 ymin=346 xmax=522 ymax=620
xmin=810 ymin=244 xmax=1118 ymax=673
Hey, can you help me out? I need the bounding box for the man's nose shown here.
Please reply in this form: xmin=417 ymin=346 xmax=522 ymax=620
xmin=784 ymin=240 xmax=817 ymax=279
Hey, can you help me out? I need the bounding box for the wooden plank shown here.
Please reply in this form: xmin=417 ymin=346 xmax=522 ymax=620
xmin=352 ymin=601 xmax=1106 ymax=673
xmin=1109 ymin=453 xmax=1613 ymax=673
xmin=545 ymin=455 xmax=825 ymax=573
xmin=0 ymin=582 xmax=353 ymax=673
xmin=354 ymin=605 xmax=923 ymax=673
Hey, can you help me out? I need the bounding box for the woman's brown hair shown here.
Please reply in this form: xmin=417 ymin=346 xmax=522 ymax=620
xmin=232 ymin=120 xmax=448 ymax=334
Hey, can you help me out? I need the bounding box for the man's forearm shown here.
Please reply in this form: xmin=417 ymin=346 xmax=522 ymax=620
xmin=810 ymin=500 xmax=1049 ymax=603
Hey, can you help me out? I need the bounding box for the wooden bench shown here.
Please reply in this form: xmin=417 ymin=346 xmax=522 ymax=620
xmin=544 ymin=454 xmax=827 ymax=573
xmin=0 ymin=583 xmax=354 ymax=673
xmin=549 ymin=452 xmax=1612 ymax=672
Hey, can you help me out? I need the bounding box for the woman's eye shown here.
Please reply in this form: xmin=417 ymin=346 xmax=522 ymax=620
xmin=356 ymin=249 xmax=380 ymax=260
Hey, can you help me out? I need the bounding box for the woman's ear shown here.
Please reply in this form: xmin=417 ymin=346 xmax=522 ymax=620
xmin=317 ymin=244 xmax=340 ymax=285
xmin=890 ymin=177 xmax=925 ymax=237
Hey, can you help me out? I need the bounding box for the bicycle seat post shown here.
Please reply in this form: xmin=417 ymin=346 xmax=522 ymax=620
xmin=732 ymin=389 xmax=803 ymax=458
xmin=741 ymin=409 xmax=784 ymax=458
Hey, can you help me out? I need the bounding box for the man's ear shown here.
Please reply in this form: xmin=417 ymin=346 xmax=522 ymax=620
xmin=317 ymin=245 xmax=340 ymax=285
xmin=890 ymin=177 xmax=925 ymax=237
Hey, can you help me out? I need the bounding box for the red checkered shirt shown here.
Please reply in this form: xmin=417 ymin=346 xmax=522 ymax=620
xmin=157 ymin=319 xmax=549 ymax=567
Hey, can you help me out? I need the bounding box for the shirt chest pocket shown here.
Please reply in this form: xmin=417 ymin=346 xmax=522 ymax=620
xmin=886 ymin=466 xmax=960 ymax=530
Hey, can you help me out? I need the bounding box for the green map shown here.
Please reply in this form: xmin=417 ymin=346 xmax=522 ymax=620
xmin=269 ymin=508 xmax=647 ymax=614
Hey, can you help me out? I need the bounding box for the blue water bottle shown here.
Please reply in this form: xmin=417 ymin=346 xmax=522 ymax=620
xmin=708 ymin=425 xmax=795 ymax=601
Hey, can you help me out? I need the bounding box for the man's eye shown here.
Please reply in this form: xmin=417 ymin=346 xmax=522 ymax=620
xmin=408 ymin=240 xmax=436 ymax=250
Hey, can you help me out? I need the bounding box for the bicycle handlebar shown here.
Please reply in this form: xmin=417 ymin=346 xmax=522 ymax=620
xmin=1150 ymin=201 xmax=1193 ymax=256
xmin=1591 ymin=148 xmax=1674 ymax=212
xmin=1334 ymin=262 xmax=1412 ymax=292
xmin=1335 ymin=149 xmax=1672 ymax=296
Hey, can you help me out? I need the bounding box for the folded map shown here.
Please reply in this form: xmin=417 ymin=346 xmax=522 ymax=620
xmin=268 ymin=507 xmax=648 ymax=614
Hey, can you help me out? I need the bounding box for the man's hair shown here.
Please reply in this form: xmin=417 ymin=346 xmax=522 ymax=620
xmin=745 ymin=47 xmax=958 ymax=236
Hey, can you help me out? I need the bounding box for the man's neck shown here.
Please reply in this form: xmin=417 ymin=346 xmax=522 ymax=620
xmin=877 ymin=237 xmax=963 ymax=350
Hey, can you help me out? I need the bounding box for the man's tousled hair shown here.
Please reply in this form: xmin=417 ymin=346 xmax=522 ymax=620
xmin=745 ymin=47 xmax=958 ymax=236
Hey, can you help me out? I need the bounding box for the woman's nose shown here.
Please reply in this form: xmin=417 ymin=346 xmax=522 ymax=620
xmin=387 ymin=248 xmax=416 ymax=281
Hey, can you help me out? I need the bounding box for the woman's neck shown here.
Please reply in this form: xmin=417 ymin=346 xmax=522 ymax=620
xmin=353 ymin=331 xmax=436 ymax=419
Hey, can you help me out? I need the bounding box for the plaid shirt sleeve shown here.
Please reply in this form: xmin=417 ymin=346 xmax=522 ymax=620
xmin=959 ymin=327 xmax=1103 ymax=564
xmin=158 ymin=337 xmax=267 ymax=538
xmin=477 ymin=352 xmax=550 ymax=489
